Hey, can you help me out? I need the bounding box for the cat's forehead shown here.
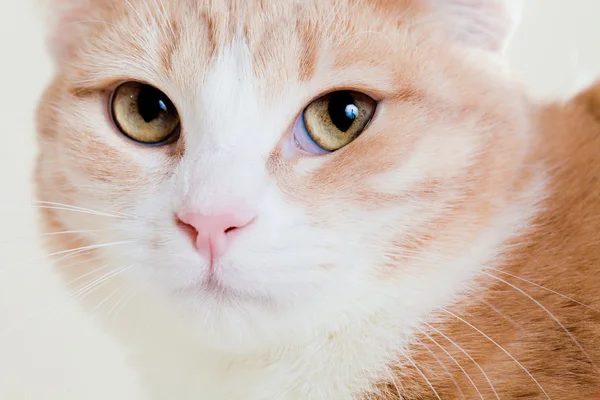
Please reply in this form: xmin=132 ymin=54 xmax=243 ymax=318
xmin=68 ymin=0 xmax=412 ymax=95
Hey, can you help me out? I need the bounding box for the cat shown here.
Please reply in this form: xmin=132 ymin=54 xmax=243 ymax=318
xmin=35 ymin=0 xmax=600 ymax=398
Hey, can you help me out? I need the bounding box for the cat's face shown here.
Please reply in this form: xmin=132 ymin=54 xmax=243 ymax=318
xmin=37 ymin=0 xmax=527 ymax=347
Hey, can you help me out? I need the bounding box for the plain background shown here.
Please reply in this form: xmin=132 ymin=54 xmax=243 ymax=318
xmin=0 ymin=1 xmax=599 ymax=399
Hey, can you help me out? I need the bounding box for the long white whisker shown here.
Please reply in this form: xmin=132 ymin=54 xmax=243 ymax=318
xmin=35 ymin=200 xmax=139 ymax=220
xmin=382 ymin=365 xmax=402 ymax=399
xmin=482 ymin=271 xmax=600 ymax=373
xmin=1 ymin=267 xmax=129 ymax=337
xmin=65 ymin=264 xmax=111 ymax=286
xmin=107 ymin=288 xmax=136 ymax=320
xmin=0 ymin=230 xmax=104 ymax=246
xmin=476 ymin=296 xmax=522 ymax=330
xmin=485 ymin=266 xmax=600 ymax=315
xmin=33 ymin=203 xmax=129 ymax=220
xmin=417 ymin=339 xmax=465 ymax=399
xmin=417 ymin=327 xmax=483 ymax=399
xmin=425 ymin=323 xmax=500 ymax=399
xmin=402 ymin=353 xmax=442 ymax=400
xmin=33 ymin=205 xmax=125 ymax=219
xmin=71 ymin=266 xmax=132 ymax=300
xmin=441 ymin=307 xmax=551 ymax=399
xmin=0 ymin=240 xmax=136 ymax=274
xmin=90 ymin=288 xmax=122 ymax=313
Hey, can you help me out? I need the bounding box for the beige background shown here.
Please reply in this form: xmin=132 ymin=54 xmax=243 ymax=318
xmin=0 ymin=1 xmax=599 ymax=399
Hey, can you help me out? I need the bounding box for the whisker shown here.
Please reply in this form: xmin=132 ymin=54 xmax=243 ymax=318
xmin=441 ymin=307 xmax=551 ymax=399
xmin=36 ymin=198 xmax=139 ymax=218
xmin=476 ymin=295 xmax=522 ymax=330
xmin=417 ymin=339 xmax=465 ymax=399
xmin=382 ymin=365 xmax=403 ymax=399
xmin=71 ymin=266 xmax=132 ymax=300
xmin=485 ymin=266 xmax=600 ymax=315
xmin=425 ymin=323 xmax=500 ymax=399
xmin=0 ymin=266 xmax=129 ymax=337
xmin=417 ymin=327 xmax=483 ymax=399
xmin=402 ymin=353 xmax=442 ymax=400
xmin=32 ymin=205 xmax=126 ymax=219
xmin=47 ymin=241 xmax=135 ymax=260
xmin=4 ymin=251 xmax=106 ymax=283
xmin=34 ymin=201 xmax=131 ymax=219
xmin=65 ymin=263 xmax=111 ymax=286
xmin=0 ymin=240 xmax=136 ymax=274
xmin=107 ymin=288 xmax=137 ymax=321
xmin=482 ymin=271 xmax=600 ymax=373
xmin=50 ymin=252 xmax=105 ymax=272
xmin=89 ymin=287 xmax=122 ymax=313
xmin=0 ymin=230 xmax=104 ymax=246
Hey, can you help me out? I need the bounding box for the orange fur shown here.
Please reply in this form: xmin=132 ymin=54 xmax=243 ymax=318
xmin=374 ymin=84 xmax=600 ymax=398
xmin=35 ymin=0 xmax=600 ymax=398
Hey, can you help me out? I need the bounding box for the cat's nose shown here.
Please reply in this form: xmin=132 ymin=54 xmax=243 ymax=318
xmin=176 ymin=206 xmax=256 ymax=259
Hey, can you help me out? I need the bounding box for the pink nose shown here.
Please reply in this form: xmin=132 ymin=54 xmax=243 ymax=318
xmin=176 ymin=206 xmax=255 ymax=259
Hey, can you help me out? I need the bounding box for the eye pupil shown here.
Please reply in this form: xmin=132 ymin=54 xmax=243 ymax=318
xmin=328 ymin=91 xmax=358 ymax=132
xmin=137 ymin=85 xmax=169 ymax=123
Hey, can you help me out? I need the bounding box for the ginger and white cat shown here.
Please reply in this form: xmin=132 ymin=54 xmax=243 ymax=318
xmin=36 ymin=0 xmax=600 ymax=398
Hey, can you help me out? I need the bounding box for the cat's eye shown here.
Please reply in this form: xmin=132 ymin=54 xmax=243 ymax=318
xmin=296 ymin=91 xmax=377 ymax=153
xmin=110 ymin=82 xmax=180 ymax=145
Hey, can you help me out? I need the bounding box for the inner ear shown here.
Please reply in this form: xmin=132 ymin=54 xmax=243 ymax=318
xmin=423 ymin=0 xmax=522 ymax=54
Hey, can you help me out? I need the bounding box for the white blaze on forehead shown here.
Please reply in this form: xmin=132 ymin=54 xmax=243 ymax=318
xmin=173 ymin=37 xmax=304 ymax=210
xmin=185 ymin=37 xmax=265 ymax=151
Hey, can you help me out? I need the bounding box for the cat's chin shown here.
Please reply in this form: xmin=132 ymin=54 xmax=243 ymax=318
xmin=173 ymin=288 xmax=305 ymax=353
xmin=160 ymin=273 xmax=331 ymax=352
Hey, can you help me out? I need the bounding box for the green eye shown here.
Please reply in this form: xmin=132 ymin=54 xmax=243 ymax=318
xmin=111 ymin=82 xmax=180 ymax=144
xmin=303 ymin=91 xmax=377 ymax=151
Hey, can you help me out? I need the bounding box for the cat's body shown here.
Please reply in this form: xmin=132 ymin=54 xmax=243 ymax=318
xmin=36 ymin=0 xmax=600 ymax=398
xmin=388 ymin=87 xmax=600 ymax=399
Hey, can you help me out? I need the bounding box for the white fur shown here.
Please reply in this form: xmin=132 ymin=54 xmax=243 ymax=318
xmin=52 ymin=37 xmax=545 ymax=398
xmin=40 ymin=2 xmax=545 ymax=397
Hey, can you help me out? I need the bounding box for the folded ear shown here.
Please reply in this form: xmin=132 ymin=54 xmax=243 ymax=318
xmin=44 ymin=0 xmax=99 ymax=64
xmin=423 ymin=0 xmax=522 ymax=54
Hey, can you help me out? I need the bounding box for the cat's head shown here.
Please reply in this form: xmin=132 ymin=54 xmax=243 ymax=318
xmin=37 ymin=0 xmax=529 ymax=348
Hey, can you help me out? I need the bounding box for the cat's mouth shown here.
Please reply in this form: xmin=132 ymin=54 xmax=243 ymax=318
xmin=184 ymin=271 xmax=274 ymax=306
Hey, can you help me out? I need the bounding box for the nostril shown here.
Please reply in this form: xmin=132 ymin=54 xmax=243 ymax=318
xmin=175 ymin=215 xmax=198 ymax=243
xmin=224 ymin=226 xmax=237 ymax=234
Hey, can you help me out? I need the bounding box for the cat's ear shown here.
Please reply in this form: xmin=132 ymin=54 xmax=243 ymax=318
xmin=44 ymin=0 xmax=98 ymax=64
xmin=423 ymin=0 xmax=522 ymax=54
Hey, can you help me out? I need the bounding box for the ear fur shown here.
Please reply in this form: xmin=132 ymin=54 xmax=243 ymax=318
xmin=424 ymin=0 xmax=522 ymax=54
xmin=44 ymin=0 xmax=99 ymax=64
